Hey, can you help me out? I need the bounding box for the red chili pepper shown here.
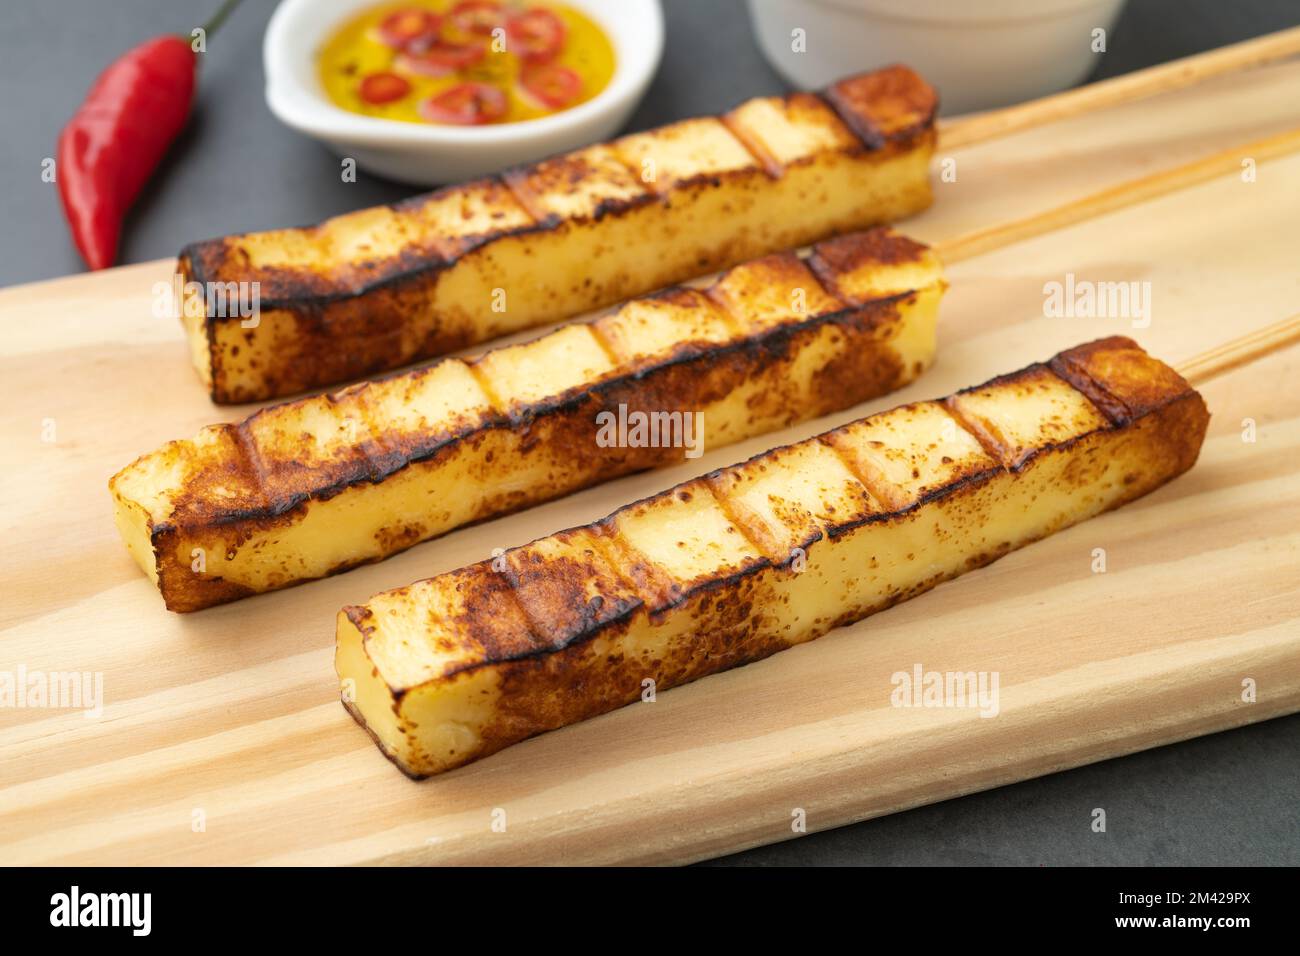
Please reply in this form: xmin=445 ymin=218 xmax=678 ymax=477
xmin=56 ymin=0 xmax=243 ymax=271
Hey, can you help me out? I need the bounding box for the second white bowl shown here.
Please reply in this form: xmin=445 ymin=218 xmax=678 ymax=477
xmin=747 ymin=0 xmax=1127 ymax=116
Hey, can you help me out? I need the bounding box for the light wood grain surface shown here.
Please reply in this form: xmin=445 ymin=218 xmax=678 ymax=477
xmin=2 ymin=60 xmax=1298 ymax=866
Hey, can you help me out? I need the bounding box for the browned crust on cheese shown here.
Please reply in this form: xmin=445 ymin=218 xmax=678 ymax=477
xmin=807 ymin=228 xmax=934 ymax=303
xmin=180 ymin=65 xmax=938 ymax=403
xmin=152 ymin=292 xmax=915 ymax=613
xmin=181 ymin=180 xmax=541 ymax=309
xmin=355 ymin=336 xmax=1208 ymax=683
xmin=1049 ymin=335 xmax=1200 ymax=425
xmin=500 ymin=160 xmax=657 ymax=227
xmin=822 ymin=64 xmax=939 ymax=151
xmin=184 ymin=69 xmax=936 ymax=309
xmin=339 ymin=338 xmax=1210 ymax=777
xmin=133 ymin=226 xmax=937 ymax=612
xmin=162 ymin=302 xmax=911 ymax=529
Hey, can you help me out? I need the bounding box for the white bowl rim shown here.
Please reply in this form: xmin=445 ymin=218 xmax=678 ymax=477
xmin=264 ymin=0 xmax=664 ymax=148
xmin=808 ymin=0 xmax=1116 ymax=18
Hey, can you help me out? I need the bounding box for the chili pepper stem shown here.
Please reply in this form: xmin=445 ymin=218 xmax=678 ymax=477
xmin=198 ymin=0 xmax=246 ymax=41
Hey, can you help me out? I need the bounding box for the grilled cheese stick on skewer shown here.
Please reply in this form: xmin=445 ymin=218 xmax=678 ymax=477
xmin=112 ymin=228 xmax=945 ymax=612
xmin=178 ymin=66 xmax=937 ymax=403
xmin=336 ymin=337 xmax=1210 ymax=778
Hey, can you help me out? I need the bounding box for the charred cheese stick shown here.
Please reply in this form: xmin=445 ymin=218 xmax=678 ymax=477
xmin=336 ymin=337 xmax=1210 ymax=778
xmin=112 ymin=228 xmax=944 ymax=612
xmin=179 ymin=66 xmax=937 ymax=403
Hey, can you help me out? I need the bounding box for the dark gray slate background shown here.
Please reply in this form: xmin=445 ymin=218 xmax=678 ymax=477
xmin=2 ymin=1 xmax=1297 ymax=865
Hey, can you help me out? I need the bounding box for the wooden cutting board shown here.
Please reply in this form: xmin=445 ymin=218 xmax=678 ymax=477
xmin=2 ymin=60 xmax=1299 ymax=866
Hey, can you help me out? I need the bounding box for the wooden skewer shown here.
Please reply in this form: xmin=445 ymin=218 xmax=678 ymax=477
xmin=934 ymin=126 xmax=1300 ymax=265
xmin=938 ymin=25 xmax=1300 ymax=150
xmin=1177 ymin=313 xmax=1300 ymax=386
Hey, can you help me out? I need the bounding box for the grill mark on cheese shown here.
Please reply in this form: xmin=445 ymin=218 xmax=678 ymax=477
xmin=702 ymin=471 xmax=795 ymax=563
xmin=937 ymin=397 xmax=1024 ymax=475
xmin=580 ymin=312 xmax=629 ymax=375
xmin=1049 ymin=336 xmax=1200 ymax=426
xmin=723 ymin=90 xmax=866 ymax=177
xmin=700 ymin=477 xmax=783 ymax=567
xmin=718 ymin=113 xmax=784 ymax=180
xmin=822 ymin=64 xmax=940 ymax=150
xmin=500 ymin=145 xmax=655 ymax=226
xmin=815 ymin=427 xmax=905 ymax=518
xmin=947 ymin=364 xmax=1112 ymax=471
xmin=499 ymin=531 xmax=642 ymax=657
xmin=336 ymin=336 xmax=1210 ymax=777
xmin=808 ymin=229 xmax=936 ymax=304
xmin=820 ymin=400 xmax=1000 ymax=515
xmin=463 ymin=358 xmax=507 ymax=417
xmin=585 ymin=522 xmax=668 ymax=620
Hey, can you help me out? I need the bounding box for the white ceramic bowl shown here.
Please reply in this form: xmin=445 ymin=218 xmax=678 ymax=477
xmin=264 ymin=0 xmax=664 ymax=185
xmin=747 ymin=0 xmax=1127 ymax=116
